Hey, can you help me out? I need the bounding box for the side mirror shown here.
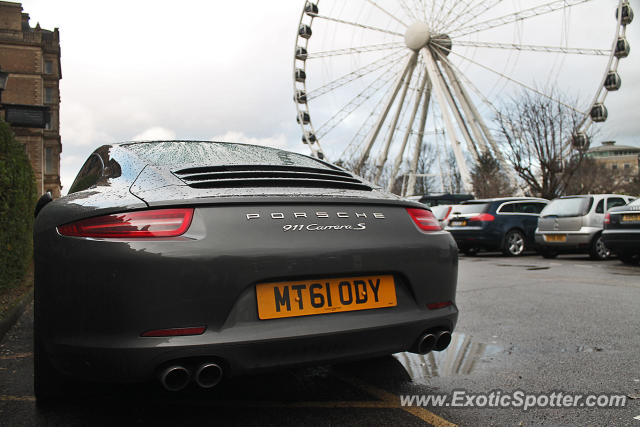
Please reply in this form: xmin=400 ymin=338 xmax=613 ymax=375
xmin=34 ymin=192 xmax=53 ymax=218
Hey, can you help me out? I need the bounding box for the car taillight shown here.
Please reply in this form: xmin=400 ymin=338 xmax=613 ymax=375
xmin=443 ymin=206 xmax=452 ymax=221
xmin=407 ymin=208 xmax=441 ymax=231
xmin=604 ymin=213 xmax=611 ymax=225
xmin=469 ymin=213 xmax=495 ymax=222
xmin=57 ymin=208 xmax=194 ymax=238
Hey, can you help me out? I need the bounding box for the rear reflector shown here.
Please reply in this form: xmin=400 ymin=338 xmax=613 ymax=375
xmin=58 ymin=208 xmax=194 ymax=238
xmin=406 ymin=208 xmax=441 ymax=231
xmin=469 ymin=213 xmax=495 ymax=222
xmin=427 ymin=301 xmax=452 ymax=310
xmin=141 ymin=326 xmax=206 ymax=337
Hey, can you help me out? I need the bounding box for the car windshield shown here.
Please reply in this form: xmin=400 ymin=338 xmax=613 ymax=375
xmin=541 ymin=197 xmax=590 ymax=217
xmin=123 ymin=141 xmax=335 ymax=170
xmin=627 ymin=198 xmax=640 ymax=207
xmin=450 ymin=203 xmax=488 ymax=215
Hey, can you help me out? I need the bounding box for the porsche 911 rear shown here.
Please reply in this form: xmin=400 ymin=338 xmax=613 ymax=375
xmin=34 ymin=141 xmax=458 ymax=398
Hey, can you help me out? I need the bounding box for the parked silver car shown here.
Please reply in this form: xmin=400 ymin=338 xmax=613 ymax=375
xmin=535 ymin=194 xmax=635 ymax=259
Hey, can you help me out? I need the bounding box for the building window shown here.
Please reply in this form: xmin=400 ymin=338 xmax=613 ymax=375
xmin=44 ymin=60 xmax=53 ymax=74
xmin=45 ymin=147 xmax=54 ymax=174
xmin=624 ymin=164 xmax=630 ymax=169
xmin=612 ymin=164 xmax=618 ymax=170
xmin=44 ymin=87 xmax=54 ymax=104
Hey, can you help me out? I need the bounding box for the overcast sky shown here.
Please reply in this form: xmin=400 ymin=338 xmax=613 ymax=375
xmin=18 ymin=0 xmax=640 ymax=194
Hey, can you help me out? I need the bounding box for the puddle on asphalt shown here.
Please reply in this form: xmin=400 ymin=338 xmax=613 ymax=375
xmin=569 ymin=345 xmax=604 ymax=353
xmin=494 ymin=263 xmax=550 ymax=270
xmin=393 ymin=332 xmax=502 ymax=384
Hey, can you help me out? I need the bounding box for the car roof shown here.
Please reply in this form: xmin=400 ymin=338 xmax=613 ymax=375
xmin=463 ymin=197 xmax=547 ymax=203
xmin=559 ymin=194 xmax=631 ymax=198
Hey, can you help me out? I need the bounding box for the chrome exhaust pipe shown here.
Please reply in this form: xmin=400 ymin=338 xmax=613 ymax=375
xmin=159 ymin=365 xmax=191 ymax=392
xmin=194 ymin=363 xmax=223 ymax=389
xmin=434 ymin=330 xmax=452 ymax=351
xmin=415 ymin=332 xmax=437 ymax=355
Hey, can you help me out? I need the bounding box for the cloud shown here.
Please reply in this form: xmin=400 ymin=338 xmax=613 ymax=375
xmin=131 ymin=127 xmax=177 ymax=141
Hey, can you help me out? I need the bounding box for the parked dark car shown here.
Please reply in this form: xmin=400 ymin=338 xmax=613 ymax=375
xmin=445 ymin=197 xmax=548 ymax=256
xmin=603 ymin=198 xmax=640 ymax=265
xmin=33 ymin=140 xmax=458 ymax=401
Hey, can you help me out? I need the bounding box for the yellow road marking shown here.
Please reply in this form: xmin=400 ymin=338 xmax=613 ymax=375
xmin=0 ymin=352 xmax=32 ymax=360
xmin=0 ymin=372 xmax=458 ymax=426
xmin=334 ymin=373 xmax=458 ymax=427
xmin=0 ymin=395 xmax=35 ymax=402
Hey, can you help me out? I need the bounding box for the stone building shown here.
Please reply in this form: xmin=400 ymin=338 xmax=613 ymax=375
xmin=587 ymin=141 xmax=640 ymax=177
xmin=0 ymin=1 xmax=61 ymax=197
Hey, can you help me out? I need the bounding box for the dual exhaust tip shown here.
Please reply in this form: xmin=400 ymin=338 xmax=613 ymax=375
xmin=414 ymin=329 xmax=452 ymax=355
xmin=159 ymin=362 xmax=223 ymax=392
xmin=159 ymin=331 xmax=452 ymax=390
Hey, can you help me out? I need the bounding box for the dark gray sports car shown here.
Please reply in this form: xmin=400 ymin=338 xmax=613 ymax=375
xmin=34 ymin=140 xmax=458 ymax=400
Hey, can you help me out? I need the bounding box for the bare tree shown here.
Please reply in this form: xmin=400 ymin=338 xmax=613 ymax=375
xmin=495 ymin=89 xmax=587 ymax=199
xmin=442 ymin=148 xmax=463 ymax=194
xmin=411 ymin=142 xmax=438 ymax=195
xmin=471 ymin=152 xmax=515 ymax=198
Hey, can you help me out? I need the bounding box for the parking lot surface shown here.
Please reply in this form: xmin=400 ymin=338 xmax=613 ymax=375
xmin=1 ymin=254 xmax=638 ymax=426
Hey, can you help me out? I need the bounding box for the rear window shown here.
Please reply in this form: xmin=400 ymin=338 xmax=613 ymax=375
xmin=450 ymin=203 xmax=488 ymax=215
xmin=541 ymin=197 xmax=591 ymax=217
xmin=122 ymin=141 xmax=336 ymax=170
xmin=628 ymin=198 xmax=640 ymax=207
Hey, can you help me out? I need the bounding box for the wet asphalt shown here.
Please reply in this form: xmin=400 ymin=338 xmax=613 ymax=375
xmin=0 ymin=254 xmax=639 ymax=426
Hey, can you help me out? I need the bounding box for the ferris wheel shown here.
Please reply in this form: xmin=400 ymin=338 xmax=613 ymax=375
xmin=292 ymin=0 xmax=634 ymax=194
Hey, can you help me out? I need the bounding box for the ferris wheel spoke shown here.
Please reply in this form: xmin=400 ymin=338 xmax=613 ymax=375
xmin=306 ymin=42 xmax=405 ymax=59
xmin=454 ymin=40 xmax=611 ymax=56
xmin=340 ymin=83 xmax=396 ymax=161
xmin=440 ymin=0 xmax=505 ymax=33
xmin=388 ymin=69 xmax=430 ymax=191
xmin=307 ymin=50 xmax=406 ymax=100
xmin=433 ymin=0 xmax=474 ymax=32
xmin=443 ymin=46 xmax=588 ymax=115
xmin=432 ymin=54 xmax=481 ymax=161
xmin=374 ymin=55 xmax=419 ymax=182
xmin=309 ymin=13 xmax=404 ymax=37
xmin=358 ymin=52 xmax=418 ymax=170
xmin=398 ymin=0 xmax=420 ymax=22
xmin=406 ymin=80 xmax=432 ymax=196
xmin=449 ymin=0 xmax=595 ymax=39
xmin=316 ymin=61 xmax=402 ymax=138
xmin=363 ymin=0 xmax=408 ymax=28
xmin=422 ymin=47 xmax=472 ymax=192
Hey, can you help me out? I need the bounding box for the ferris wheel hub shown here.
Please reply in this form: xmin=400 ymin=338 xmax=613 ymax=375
xmin=404 ymin=22 xmax=431 ymax=51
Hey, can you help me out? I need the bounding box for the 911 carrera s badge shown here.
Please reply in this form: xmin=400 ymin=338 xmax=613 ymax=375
xmin=283 ymin=223 xmax=366 ymax=232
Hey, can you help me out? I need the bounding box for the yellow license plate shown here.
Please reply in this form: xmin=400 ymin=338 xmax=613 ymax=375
xmin=450 ymin=220 xmax=467 ymax=227
xmin=256 ymin=275 xmax=397 ymax=320
xmin=622 ymin=214 xmax=640 ymax=222
xmin=544 ymin=234 xmax=567 ymax=242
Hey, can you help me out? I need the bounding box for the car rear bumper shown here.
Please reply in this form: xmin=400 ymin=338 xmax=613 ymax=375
xmin=534 ymin=227 xmax=600 ymax=251
xmin=446 ymin=227 xmax=501 ymax=250
xmin=45 ymin=306 xmax=458 ymax=382
xmin=602 ymin=229 xmax=640 ymax=253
